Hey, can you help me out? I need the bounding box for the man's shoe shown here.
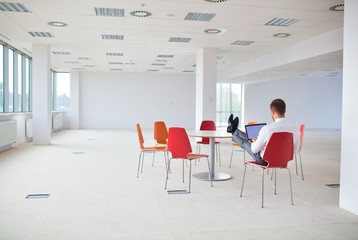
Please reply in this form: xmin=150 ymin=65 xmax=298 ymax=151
xmin=232 ymin=117 xmax=239 ymax=133
xmin=227 ymin=114 xmax=234 ymax=133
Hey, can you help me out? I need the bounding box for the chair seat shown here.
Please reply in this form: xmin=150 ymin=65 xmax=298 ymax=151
xmin=187 ymin=153 xmax=208 ymax=160
xmin=142 ymin=146 xmax=167 ymax=151
xmin=245 ymin=160 xmax=267 ymax=167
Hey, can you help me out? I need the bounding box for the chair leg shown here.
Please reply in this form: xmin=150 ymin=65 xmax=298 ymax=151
xmin=206 ymin=157 xmax=213 ymax=187
xmin=240 ymin=163 xmax=248 ymax=197
xmin=163 ymin=151 xmax=168 ymax=173
xmin=262 ymin=168 xmax=265 ymax=208
xmin=299 ymin=153 xmax=304 ymax=180
xmin=152 ymin=152 xmax=156 ymax=167
xmin=182 ymin=159 xmax=185 ymax=183
xmin=137 ymin=152 xmax=143 ymax=178
xmin=229 ymin=145 xmax=234 ymax=168
xmin=165 ymin=158 xmax=171 ymax=189
xmin=189 ymin=160 xmax=192 ymax=193
xmin=141 ymin=152 xmax=145 ymax=173
xmin=295 ymin=153 xmax=298 ymax=175
xmin=274 ymin=168 xmax=277 ymax=195
xmin=287 ymin=168 xmax=294 ymax=205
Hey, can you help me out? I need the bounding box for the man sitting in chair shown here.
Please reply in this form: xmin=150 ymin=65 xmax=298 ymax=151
xmin=227 ymin=98 xmax=300 ymax=166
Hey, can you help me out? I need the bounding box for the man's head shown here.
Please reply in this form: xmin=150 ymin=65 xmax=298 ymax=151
xmin=270 ymin=98 xmax=286 ymax=120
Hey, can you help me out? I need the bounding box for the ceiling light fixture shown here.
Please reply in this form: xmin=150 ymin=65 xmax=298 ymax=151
xmin=204 ymin=29 xmax=222 ymax=34
xmin=48 ymin=21 xmax=68 ymax=27
xmin=273 ymin=33 xmax=290 ymax=38
xmin=231 ymin=40 xmax=255 ymax=46
xmin=0 ymin=2 xmax=31 ymax=12
xmin=329 ymin=4 xmax=344 ymax=12
xmin=78 ymin=57 xmax=90 ymax=60
xmin=204 ymin=0 xmax=227 ymax=2
xmin=28 ymin=32 xmax=54 ymax=38
xmin=265 ymin=18 xmax=298 ymax=27
xmin=130 ymin=10 xmax=152 ymax=17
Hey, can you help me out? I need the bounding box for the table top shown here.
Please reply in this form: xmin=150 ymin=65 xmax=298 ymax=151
xmin=188 ymin=130 xmax=233 ymax=138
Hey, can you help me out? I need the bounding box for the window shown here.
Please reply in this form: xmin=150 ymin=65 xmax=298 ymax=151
xmin=0 ymin=43 xmax=32 ymax=114
xmin=216 ymin=83 xmax=242 ymax=128
xmin=0 ymin=44 xmax=3 ymax=113
xmin=52 ymin=71 xmax=70 ymax=111
xmin=8 ymin=48 xmax=14 ymax=112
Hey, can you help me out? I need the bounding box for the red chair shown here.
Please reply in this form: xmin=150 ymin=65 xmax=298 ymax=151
xmin=295 ymin=124 xmax=305 ymax=180
xmin=165 ymin=127 xmax=213 ymax=193
xmin=196 ymin=120 xmax=221 ymax=166
xmin=240 ymin=132 xmax=294 ymax=208
xmin=136 ymin=124 xmax=167 ymax=178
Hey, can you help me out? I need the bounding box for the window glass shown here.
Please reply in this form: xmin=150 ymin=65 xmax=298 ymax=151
xmin=53 ymin=72 xmax=70 ymax=111
xmin=16 ymin=53 xmax=22 ymax=112
xmin=25 ymin=57 xmax=31 ymax=112
xmin=8 ymin=49 xmax=14 ymax=112
xmin=216 ymin=83 xmax=242 ymax=128
xmin=0 ymin=44 xmax=3 ymax=112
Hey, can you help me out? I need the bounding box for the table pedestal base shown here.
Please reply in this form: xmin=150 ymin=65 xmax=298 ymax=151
xmin=192 ymin=172 xmax=231 ymax=181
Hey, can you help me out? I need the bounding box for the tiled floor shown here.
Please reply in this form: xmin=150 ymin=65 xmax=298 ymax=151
xmin=0 ymin=129 xmax=357 ymax=240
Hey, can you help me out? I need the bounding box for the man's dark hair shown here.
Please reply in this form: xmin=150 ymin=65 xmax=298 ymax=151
xmin=270 ymin=99 xmax=286 ymax=115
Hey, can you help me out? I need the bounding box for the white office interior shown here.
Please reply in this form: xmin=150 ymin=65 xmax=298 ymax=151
xmin=1 ymin=0 xmax=358 ymax=239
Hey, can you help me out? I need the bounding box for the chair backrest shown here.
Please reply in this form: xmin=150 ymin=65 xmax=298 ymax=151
xmin=154 ymin=121 xmax=168 ymax=145
xmin=199 ymin=120 xmax=216 ymax=144
xmin=136 ymin=124 xmax=145 ymax=149
xmin=262 ymin=132 xmax=294 ymax=168
xmin=298 ymin=124 xmax=305 ymax=153
xmin=167 ymin=127 xmax=192 ymax=158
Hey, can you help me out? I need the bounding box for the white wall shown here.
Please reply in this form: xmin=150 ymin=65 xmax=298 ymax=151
xmin=244 ymin=75 xmax=342 ymax=129
xmin=78 ymin=72 xmax=196 ymax=129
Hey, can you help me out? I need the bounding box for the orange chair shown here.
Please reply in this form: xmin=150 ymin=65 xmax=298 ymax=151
xmin=229 ymin=121 xmax=259 ymax=168
xmin=165 ymin=127 xmax=213 ymax=193
xmin=295 ymin=124 xmax=305 ymax=180
xmin=240 ymin=132 xmax=294 ymax=208
xmin=136 ymin=124 xmax=167 ymax=178
xmin=196 ymin=120 xmax=221 ymax=165
xmin=153 ymin=121 xmax=168 ymax=166
xmin=154 ymin=121 xmax=168 ymax=146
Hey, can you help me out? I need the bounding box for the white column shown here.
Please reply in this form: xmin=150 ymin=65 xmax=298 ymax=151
xmin=340 ymin=0 xmax=358 ymax=215
xmin=69 ymin=72 xmax=80 ymax=129
xmin=32 ymin=44 xmax=51 ymax=145
xmin=195 ymin=48 xmax=217 ymax=129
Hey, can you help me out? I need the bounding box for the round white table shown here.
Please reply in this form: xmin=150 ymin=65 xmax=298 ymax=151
xmin=188 ymin=130 xmax=233 ymax=181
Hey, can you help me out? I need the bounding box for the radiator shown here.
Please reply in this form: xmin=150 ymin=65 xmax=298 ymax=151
xmin=0 ymin=121 xmax=17 ymax=147
xmin=25 ymin=118 xmax=33 ymax=138
xmin=52 ymin=114 xmax=63 ymax=130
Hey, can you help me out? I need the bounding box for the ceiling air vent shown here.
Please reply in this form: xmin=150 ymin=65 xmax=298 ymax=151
xmin=147 ymin=69 xmax=159 ymax=72
xmin=110 ymin=68 xmax=123 ymax=71
xmin=152 ymin=63 xmax=165 ymax=66
xmin=107 ymin=52 xmax=123 ymax=56
xmin=157 ymin=54 xmax=174 ymax=58
xmin=184 ymin=12 xmax=216 ymax=21
xmin=169 ymin=37 xmax=191 ymax=43
xmin=102 ymin=34 xmax=124 ymax=40
xmin=265 ymin=18 xmax=298 ymax=27
xmin=109 ymin=62 xmax=123 ymax=64
xmin=231 ymin=40 xmax=255 ymax=46
xmin=95 ymin=7 xmax=124 ymax=17
xmin=28 ymin=32 xmax=54 ymax=38
xmin=52 ymin=51 xmax=71 ymax=55
xmin=0 ymin=2 xmax=31 ymax=12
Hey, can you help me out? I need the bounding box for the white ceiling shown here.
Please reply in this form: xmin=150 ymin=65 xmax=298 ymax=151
xmin=0 ymin=0 xmax=344 ymax=81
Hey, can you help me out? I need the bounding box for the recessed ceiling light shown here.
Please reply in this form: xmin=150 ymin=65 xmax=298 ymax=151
xmin=48 ymin=21 xmax=68 ymax=27
xmin=157 ymin=54 xmax=174 ymax=58
xmin=106 ymin=52 xmax=123 ymax=56
xmin=110 ymin=68 xmax=123 ymax=71
xmin=52 ymin=51 xmax=71 ymax=55
xmin=85 ymin=65 xmax=95 ymax=67
xmin=130 ymin=10 xmax=152 ymax=17
xmin=102 ymin=34 xmax=124 ymax=40
xmin=273 ymin=33 xmax=290 ymax=38
xmin=204 ymin=0 xmax=227 ymax=2
xmin=78 ymin=57 xmax=90 ymax=60
xmin=329 ymin=4 xmax=344 ymax=12
xmin=204 ymin=29 xmax=222 ymax=34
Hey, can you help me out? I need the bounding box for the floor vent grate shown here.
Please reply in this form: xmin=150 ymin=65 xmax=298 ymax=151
xmin=167 ymin=190 xmax=189 ymax=194
xmin=26 ymin=194 xmax=50 ymax=199
xmin=326 ymin=183 xmax=340 ymax=188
